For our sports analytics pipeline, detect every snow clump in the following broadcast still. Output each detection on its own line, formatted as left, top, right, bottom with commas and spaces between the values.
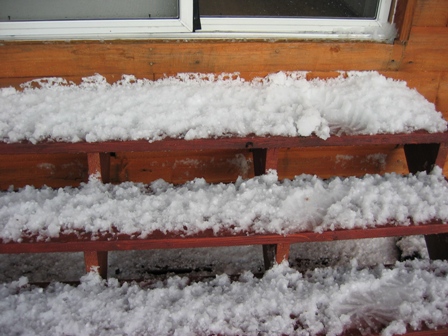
0, 71, 446, 144
1, 168, 447, 242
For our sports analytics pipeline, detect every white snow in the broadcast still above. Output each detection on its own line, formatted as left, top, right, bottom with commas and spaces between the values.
1, 71, 448, 335
0, 260, 448, 336
1, 168, 447, 242
0, 71, 446, 144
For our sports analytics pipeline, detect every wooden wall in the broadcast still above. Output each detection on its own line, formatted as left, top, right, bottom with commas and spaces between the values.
0, 0, 447, 189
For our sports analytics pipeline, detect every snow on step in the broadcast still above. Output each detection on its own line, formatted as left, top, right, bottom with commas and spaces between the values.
0, 71, 446, 144
1, 260, 448, 336
1, 168, 447, 242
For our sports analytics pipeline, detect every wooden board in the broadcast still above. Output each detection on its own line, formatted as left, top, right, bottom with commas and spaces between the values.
394, 0, 417, 43
0, 146, 410, 188
0, 133, 445, 188
1, 222, 447, 254
438, 73, 448, 120
0, 153, 87, 190
279, 145, 408, 179
0, 133, 446, 154
0, 40, 394, 81
110, 150, 253, 184
402, 27, 448, 72
413, 0, 448, 27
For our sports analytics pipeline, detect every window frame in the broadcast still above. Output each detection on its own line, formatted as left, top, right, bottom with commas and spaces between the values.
197, 0, 395, 41
0, 0, 395, 42
0, 0, 194, 40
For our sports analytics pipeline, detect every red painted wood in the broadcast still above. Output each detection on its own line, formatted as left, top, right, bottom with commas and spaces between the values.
0, 132, 447, 154
1, 131, 447, 269
1, 222, 447, 254
400, 328, 448, 336
341, 325, 448, 336
87, 152, 110, 182
84, 251, 108, 278
265, 148, 279, 171
85, 153, 111, 277
275, 243, 290, 264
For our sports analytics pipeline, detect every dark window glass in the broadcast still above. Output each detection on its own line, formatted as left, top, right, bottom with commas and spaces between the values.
0, 0, 178, 21
200, 0, 380, 19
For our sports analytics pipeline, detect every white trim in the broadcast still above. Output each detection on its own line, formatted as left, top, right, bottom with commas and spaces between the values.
0, 0, 395, 41
0, 0, 194, 40
199, 0, 393, 40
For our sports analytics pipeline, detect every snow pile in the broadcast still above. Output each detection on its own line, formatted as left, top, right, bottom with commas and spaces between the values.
0, 71, 446, 144
0, 260, 447, 336
1, 168, 447, 241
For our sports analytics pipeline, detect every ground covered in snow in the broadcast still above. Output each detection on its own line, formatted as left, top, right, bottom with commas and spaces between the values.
0, 71, 446, 144
1, 257, 447, 336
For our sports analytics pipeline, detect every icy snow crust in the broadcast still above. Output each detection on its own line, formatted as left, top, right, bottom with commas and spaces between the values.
0, 72, 446, 144
1, 169, 447, 242
1, 260, 448, 336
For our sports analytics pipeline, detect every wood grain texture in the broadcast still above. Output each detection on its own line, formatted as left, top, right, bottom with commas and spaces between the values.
0, 146, 410, 189
413, 0, 448, 27
0, 153, 87, 190
278, 145, 409, 179
402, 27, 448, 72
0, 40, 395, 81
110, 150, 253, 185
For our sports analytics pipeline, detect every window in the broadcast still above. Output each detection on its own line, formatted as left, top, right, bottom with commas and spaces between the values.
201, 0, 379, 18
198, 0, 395, 41
0, 0, 395, 41
0, 0, 194, 39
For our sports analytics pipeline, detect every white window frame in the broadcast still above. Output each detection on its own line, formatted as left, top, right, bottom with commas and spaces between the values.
197, 0, 395, 42
0, 0, 395, 42
0, 0, 194, 40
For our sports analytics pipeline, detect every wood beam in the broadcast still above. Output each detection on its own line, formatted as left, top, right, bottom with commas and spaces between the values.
394, 0, 417, 43
404, 142, 448, 260
85, 152, 111, 277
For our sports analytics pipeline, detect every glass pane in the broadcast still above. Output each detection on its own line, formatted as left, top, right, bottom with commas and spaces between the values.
0, 0, 179, 21
200, 0, 380, 19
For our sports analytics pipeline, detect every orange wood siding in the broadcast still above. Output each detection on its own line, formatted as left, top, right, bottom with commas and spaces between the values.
413, 0, 448, 27
0, 0, 447, 188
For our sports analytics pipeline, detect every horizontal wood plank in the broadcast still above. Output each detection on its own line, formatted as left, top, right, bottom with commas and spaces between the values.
0, 146, 409, 189
1, 222, 447, 254
413, 0, 448, 27
279, 145, 409, 179
110, 150, 253, 185
0, 40, 394, 81
402, 27, 448, 72
0, 132, 447, 155
0, 153, 87, 190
